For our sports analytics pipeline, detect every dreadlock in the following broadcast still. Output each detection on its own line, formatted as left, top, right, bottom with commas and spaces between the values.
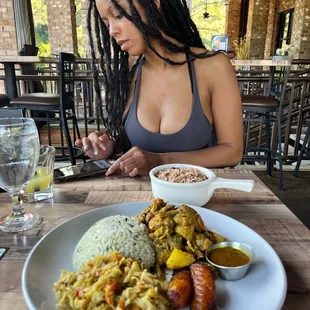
87, 0, 220, 153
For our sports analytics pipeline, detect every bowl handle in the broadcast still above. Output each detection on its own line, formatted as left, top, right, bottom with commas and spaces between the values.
211, 177, 254, 192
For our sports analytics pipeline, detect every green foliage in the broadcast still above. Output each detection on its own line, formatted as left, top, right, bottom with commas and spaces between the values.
37, 42, 51, 56
35, 24, 49, 44
31, 0, 50, 56
75, 0, 82, 26
233, 36, 249, 59
191, 0, 227, 50
77, 25, 85, 57
75, 0, 85, 57
30, 0, 226, 57
31, 0, 47, 24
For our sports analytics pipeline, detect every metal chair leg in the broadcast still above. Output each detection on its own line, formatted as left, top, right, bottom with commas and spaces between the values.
60, 110, 76, 165
265, 114, 272, 176
294, 126, 310, 177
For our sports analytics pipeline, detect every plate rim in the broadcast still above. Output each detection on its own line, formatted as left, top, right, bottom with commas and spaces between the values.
22, 201, 287, 310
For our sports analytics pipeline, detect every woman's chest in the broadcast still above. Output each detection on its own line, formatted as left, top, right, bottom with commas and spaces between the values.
139, 72, 193, 114
127, 65, 212, 134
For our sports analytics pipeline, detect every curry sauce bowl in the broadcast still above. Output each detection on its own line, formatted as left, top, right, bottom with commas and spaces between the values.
206, 241, 255, 281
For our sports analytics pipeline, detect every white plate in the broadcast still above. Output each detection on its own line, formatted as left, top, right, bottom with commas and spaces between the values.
22, 202, 287, 310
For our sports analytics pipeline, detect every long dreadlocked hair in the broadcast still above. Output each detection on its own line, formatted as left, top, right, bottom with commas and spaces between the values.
87, 0, 220, 153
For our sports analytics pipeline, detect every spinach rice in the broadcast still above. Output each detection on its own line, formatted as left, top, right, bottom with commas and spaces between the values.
73, 215, 155, 270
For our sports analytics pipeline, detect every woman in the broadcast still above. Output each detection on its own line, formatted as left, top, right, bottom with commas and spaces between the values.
75, 0, 243, 177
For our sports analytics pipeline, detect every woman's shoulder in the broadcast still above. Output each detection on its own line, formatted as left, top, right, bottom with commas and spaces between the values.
191, 48, 232, 69
191, 48, 235, 84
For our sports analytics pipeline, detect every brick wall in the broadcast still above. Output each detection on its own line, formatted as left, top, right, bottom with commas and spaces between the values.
246, 0, 270, 58
46, 0, 78, 55
267, 0, 295, 56
225, 0, 241, 51
264, 0, 277, 57
291, 0, 310, 58
225, 0, 305, 58
0, 0, 17, 56
279, 0, 295, 11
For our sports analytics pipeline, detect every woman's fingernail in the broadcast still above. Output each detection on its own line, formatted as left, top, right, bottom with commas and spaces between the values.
83, 146, 88, 150
105, 170, 110, 176
94, 151, 98, 156
99, 144, 106, 151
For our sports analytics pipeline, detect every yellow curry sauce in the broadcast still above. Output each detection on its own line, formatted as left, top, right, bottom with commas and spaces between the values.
209, 247, 250, 267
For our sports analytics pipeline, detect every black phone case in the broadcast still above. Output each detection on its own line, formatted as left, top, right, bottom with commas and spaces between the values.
53, 161, 111, 183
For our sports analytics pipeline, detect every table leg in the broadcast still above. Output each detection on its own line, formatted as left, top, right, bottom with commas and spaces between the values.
4, 63, 18, 100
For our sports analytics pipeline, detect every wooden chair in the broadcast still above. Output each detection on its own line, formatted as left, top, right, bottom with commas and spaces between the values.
10, 52, 83, 165
293, 120, 310, 177
242, 62, 291, 190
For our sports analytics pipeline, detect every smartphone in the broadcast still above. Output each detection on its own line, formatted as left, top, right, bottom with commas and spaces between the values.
54, 160, 112, 182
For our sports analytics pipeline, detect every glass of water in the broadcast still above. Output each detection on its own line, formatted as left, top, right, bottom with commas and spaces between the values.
0, 118, 41, 232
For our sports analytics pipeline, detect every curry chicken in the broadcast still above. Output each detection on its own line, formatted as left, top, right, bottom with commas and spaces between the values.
137, 198, 227, 266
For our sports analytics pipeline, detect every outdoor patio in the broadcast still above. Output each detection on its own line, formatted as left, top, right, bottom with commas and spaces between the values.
1, 1, 310, 310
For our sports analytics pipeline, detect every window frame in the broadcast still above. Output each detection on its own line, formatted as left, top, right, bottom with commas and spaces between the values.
276, 8, 294, 50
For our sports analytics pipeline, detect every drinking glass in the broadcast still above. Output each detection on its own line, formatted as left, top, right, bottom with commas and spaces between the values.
0, 118, 41, 232
24, 145, 55, 203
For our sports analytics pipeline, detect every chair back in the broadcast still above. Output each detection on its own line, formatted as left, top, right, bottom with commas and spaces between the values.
267, 61, 292, 111
59, 52, 76, 101
0, 108, 23, 118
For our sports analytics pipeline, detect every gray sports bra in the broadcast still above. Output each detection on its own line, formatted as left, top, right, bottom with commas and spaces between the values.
124, 55, 214, 153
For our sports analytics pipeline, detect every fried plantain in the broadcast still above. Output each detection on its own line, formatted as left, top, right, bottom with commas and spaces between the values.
167, 270, 193, 309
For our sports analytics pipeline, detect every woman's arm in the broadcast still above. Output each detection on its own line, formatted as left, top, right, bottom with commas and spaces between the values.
161, 53, 243, 168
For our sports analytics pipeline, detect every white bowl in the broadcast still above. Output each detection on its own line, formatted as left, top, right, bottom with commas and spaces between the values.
149, 164, 254, 206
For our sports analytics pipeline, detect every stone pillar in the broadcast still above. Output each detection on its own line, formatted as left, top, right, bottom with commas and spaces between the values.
225, 0, 241, 52
264, 0, 277, 57
246, 0, 270, 58
291, 0, 310, 59
46, 0, 78, 55
0, 0, 18, 56
279, 0, 295, 11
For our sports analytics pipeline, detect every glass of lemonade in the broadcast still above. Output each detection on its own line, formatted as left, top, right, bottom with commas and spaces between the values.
24, 145, 55, 203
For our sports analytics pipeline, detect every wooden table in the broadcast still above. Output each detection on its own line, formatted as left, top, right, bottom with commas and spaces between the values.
0, 56, 46, 100
0, 168, 309, 309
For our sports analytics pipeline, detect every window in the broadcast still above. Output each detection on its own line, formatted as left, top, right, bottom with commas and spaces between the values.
276, 9, 294, 50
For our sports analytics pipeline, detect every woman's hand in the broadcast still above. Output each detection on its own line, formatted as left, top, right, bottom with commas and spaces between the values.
75, 131, 114, 160
106, 146, 162, 177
